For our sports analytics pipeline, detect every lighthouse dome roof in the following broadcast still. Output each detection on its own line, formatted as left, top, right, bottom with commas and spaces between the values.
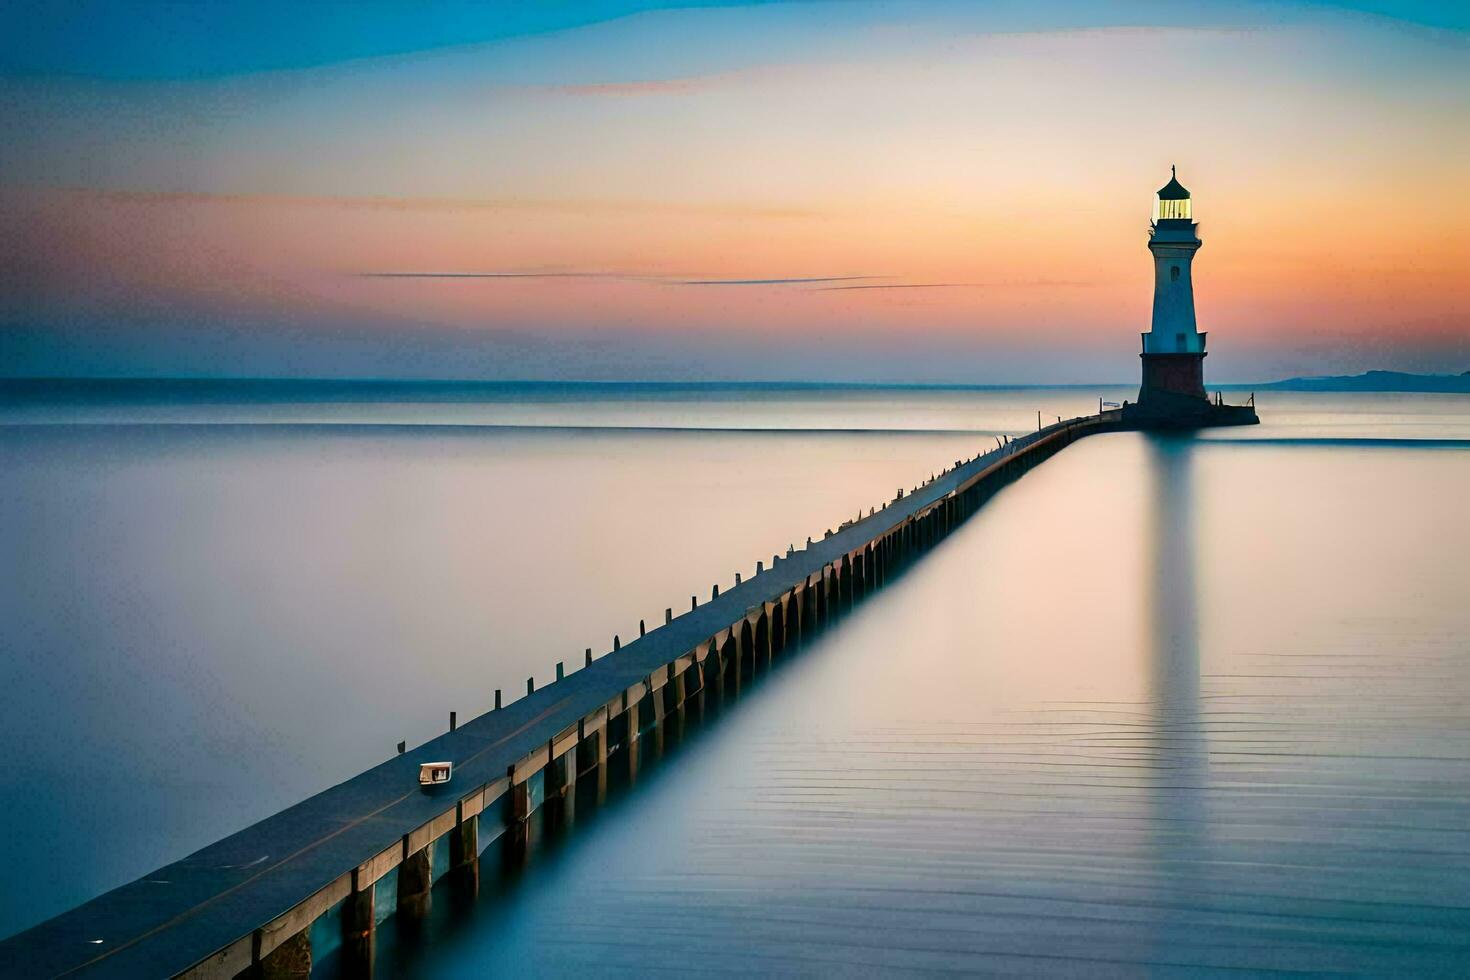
1157, 166, 1190, 200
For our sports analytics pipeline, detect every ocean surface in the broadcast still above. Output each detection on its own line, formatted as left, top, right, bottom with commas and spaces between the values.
2, 384, 1467, 976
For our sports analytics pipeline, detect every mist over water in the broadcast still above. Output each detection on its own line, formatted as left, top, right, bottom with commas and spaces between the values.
2, 386, 1468, 972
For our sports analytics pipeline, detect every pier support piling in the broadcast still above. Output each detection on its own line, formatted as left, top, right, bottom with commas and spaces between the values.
449, 808, 479, 897
257, 930, 310, 980
545, 742, 576, 831
503, 766, 534, 869
340, 878, 374, 977
396, 846, 432, 923
739, 621, 755, 682
624, 698, 641, 783
579, 719, 609, 805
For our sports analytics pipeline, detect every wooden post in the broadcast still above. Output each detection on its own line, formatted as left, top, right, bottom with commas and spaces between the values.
586, 719, 609, 803
340, 874, 374, 976
546, 740, 576, 831
257, 930, 310, 980
795, 582, 808, 640
449, 804, 479, 898
625, 697, 641, 784
786, 591, 799, 648
724, 630, 740, 697
501, 778, 527, 871
396, 844, 432, 922
739, 620, 755, 683
672, 664, 688, 715
757, 609, 772, 669
705, 637, 724, 701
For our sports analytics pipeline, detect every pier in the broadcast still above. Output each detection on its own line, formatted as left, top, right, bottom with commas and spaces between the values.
2, 410, 1158, 979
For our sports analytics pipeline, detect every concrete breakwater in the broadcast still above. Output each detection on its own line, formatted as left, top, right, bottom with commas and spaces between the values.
0, 412, 1126, 979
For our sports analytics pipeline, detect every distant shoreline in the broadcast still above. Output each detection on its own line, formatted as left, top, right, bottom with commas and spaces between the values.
1254, 370, 1470, 393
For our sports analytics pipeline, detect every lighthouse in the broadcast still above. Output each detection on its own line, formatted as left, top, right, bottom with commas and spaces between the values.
1138, 167, 1208, 406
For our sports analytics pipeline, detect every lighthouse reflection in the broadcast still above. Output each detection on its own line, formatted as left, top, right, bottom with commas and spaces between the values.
1145, 435, 1203, 740
1142, 434, 1210, 945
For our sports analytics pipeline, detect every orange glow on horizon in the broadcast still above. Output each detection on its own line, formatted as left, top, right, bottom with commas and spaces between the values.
1, 11, 1464, 379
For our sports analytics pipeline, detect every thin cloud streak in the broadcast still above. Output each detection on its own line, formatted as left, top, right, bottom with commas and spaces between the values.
536, 78, 708, 97
357, 271, 640, 280
26, 187, 823, 220
815, 281, 1100, 291
356, 272, 893, 286
675, 276, 885, 286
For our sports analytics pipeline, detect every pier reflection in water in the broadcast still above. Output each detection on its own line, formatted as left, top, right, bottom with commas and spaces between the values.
353, 431, 1470, 977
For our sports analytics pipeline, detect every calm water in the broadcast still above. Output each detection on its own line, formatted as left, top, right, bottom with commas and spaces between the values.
2, 386, 1468, 976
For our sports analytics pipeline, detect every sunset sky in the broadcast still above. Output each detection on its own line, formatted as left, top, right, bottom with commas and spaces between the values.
1, 1, 1465, 383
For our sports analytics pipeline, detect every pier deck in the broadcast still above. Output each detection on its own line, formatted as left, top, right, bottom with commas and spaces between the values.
1, 412, 1137, 978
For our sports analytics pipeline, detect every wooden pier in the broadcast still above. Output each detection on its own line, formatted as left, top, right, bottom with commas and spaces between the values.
2, 410, 1151, 978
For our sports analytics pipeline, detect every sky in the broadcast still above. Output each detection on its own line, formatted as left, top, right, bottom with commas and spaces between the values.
1, 1, 1466, 383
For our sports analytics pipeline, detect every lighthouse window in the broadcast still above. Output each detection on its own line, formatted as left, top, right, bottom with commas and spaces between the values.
1157, 198, 1192, 220
1170, 265, 1180, 282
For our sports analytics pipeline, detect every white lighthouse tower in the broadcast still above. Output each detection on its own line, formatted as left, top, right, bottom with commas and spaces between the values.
1139, 167, 1208, 405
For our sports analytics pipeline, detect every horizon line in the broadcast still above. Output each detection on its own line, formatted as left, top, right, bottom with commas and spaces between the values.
1, 373, 1444, 391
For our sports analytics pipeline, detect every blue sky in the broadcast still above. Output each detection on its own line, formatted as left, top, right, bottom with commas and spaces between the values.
1, 1, 1464, 382
4, 1, 1462, 79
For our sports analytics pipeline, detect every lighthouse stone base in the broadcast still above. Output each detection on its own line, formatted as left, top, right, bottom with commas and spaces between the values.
1127, 352, 1258, 429
1139, 352, 1206, 402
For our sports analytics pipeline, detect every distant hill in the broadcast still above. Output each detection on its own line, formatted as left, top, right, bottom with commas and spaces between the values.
1261, 370, 1470, 393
